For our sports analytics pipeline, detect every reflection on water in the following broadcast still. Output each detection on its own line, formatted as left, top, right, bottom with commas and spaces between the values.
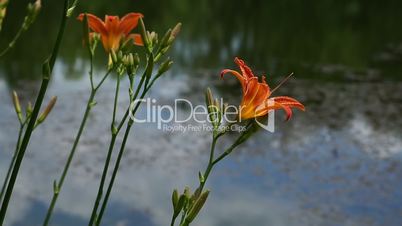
0, 0, 402, 226
0, 64, 401, 226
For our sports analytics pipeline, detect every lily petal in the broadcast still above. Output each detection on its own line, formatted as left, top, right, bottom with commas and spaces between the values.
128, 33, 143, 46
119, 13, 143, 35
77, 13, 107, 35
235, 57, 255, 79
220, 69, 247, 92
272, 96, 305, 111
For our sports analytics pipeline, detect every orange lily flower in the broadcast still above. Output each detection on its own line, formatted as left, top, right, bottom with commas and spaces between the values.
221, 57, 305, 120
77, 13, 144, 52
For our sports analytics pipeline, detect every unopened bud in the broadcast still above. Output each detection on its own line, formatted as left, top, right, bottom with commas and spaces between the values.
172, 189, 179, 209
110, 50, 118, 64
186, 190, 210, 223
173, 194, 186, 218
159, 29, 172, 48
158, 59, 173, 75
198, 171, 205, 183
0, 0, 9, 32
149, 31, 158, 46
139, 18, 150, 51
37, 96, 57, 124
184, 186, 191, 200
26, 101, 33, 116
171, 22, 182, 38
23, 0, 41, 30
167, 23, 181, 46
205, 88, 213, 109
12, 91, 23, 122
128, 53, 134, 66
133, 53, 140, 67
117, 51, 123, 61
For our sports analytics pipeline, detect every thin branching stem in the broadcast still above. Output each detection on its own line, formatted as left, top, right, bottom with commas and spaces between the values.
0, 0, 71, 223
0, 124, 24, 203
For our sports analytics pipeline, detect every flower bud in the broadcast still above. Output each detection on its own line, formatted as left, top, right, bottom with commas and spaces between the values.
159, 29, 172, 48
117, 51, 123, 62
198, 171, 205, 183
205, 88, 214, 109
138, 17, 150, 51
149, 31, 158, 46
171, 22, 182, 39
186, 190, 210, 223
128, 53, 134, 66
184, 186, 191, 200
12, 91, 23, 122
173, 194, 186, 218
110, 50, 118, 64
167, 23, 181, 46
133, 53, 140, 68
0, 0, 8, 32
26, 101, 33, 116
158, 59, 173, 75
37, 96, 57, 124
23, 0, 41, 30
172, 189, 179, 209
125, 53, 136, 75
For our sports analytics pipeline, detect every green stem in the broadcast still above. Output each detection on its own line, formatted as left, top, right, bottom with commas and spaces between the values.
0, 0, 70, 223
0, 124, 24, 203
199, 136, 217, 192
0, 27, 24, 57
88, 76, 121, 226
95, 66, 155, 226
95, 120, 132, 226
43, 90, 95, 226
42, 27, 109, 226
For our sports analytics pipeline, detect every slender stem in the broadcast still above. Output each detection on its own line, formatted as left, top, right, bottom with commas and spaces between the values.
179, 210, 187, 226
95, 120, 132, 226
88, 76, 121, 226
43, 90, 95, 226
170, 215, 176, 226
0, 25, 24, 57
95, 65, 156, 226
0, 124, 24, 203
0, 1, 70, 222
112, 75, 121, 128
199, 136, 217, 192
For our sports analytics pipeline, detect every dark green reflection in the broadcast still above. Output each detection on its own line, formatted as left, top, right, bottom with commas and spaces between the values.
1, 0, 401, 86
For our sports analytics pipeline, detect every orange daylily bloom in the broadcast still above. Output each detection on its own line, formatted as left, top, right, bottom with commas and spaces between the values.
77, 13, 144, 52
221, 57, 305, 120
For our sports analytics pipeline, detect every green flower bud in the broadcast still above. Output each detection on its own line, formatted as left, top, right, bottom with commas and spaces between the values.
158, 59, 173, 75
12, 91, 23, 122
138, 18, 151, 51
37, 96, 57, 124
23, 0, 41, 30
26, 101, 33, 116
186, 190, 210, 223
172, 189, 179, 209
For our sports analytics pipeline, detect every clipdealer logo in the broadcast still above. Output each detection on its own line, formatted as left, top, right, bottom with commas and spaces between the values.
129, 98, 275, 133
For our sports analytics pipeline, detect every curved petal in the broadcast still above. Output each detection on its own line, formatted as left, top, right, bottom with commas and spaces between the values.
105, 15, 120, 35
272, 96, 305, 111
119, 13, 143, 35
77, 13, 107, 35
239, 78, 259, 118
220, 69, 246, 92
235, 57, 255, 79
255, 96, 304, 121
128, 33, 143, 46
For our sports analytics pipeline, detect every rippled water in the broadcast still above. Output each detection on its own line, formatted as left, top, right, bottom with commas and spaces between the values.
1, 1, 402, 226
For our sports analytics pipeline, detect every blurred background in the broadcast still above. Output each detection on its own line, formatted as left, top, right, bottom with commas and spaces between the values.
0, 0, 401, 226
